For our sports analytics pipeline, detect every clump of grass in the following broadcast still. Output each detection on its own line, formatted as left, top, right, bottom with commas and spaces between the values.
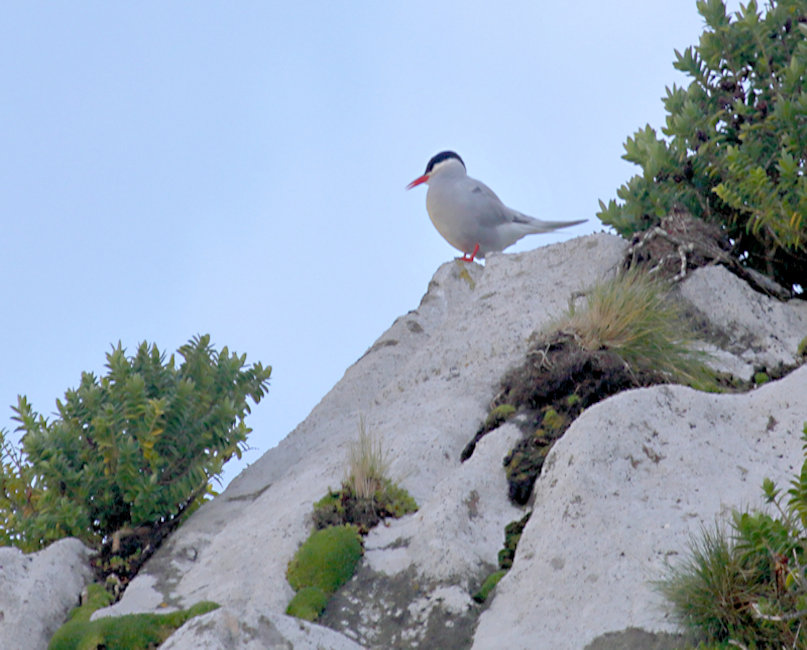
345, 417, 390, 500
553, 268, 711, 386
658, 523, 753, 641
313, 419, 417, 532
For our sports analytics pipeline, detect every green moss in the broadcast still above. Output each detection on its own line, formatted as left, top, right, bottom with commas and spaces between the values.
377, 481, 418, 518
286, 525, 363, 594
472, 569, 507, 603
754, 371, 770, 385
565, 394, 581, 408
64, 584, 114, 624
311, 489, 345, 529
485, 404, 516, 430
286, 586, 330, 621
540, 407, 566, 432
798, 336, 807, 358
498, 512, 532, 570
48, 600, 219, 650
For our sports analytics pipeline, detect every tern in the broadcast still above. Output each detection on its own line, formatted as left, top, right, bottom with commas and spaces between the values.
407, 151, 586, 262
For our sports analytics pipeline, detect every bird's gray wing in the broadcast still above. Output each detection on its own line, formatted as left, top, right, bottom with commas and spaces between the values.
464, 178, 514, 227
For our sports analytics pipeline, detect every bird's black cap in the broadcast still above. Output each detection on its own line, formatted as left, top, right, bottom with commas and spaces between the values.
425, 151, 465, 174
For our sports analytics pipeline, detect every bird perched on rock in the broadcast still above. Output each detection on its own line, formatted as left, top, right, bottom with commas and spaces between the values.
407, 151, 586, 262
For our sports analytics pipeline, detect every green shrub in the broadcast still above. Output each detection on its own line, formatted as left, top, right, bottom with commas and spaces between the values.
598, 0, 807, 294
286, 525, 363, 594
0, 335, 270, 552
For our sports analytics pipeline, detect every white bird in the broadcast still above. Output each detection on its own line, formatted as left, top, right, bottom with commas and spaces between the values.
407, 151, 586, 262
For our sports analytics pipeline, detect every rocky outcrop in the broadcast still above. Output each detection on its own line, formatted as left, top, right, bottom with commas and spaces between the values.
84, 233, 806, 648
473, 366, 807, 649
0, 537, 94, 650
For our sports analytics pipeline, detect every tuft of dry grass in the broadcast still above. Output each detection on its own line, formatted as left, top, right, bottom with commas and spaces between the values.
344, 417, 390, 500
551, 268, 711, 386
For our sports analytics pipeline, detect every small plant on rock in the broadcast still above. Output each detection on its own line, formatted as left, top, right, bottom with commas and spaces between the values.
312, 419, 417, 533
473, 511, 532, 603
288, 421, 417, 622
553, 269, 710, 385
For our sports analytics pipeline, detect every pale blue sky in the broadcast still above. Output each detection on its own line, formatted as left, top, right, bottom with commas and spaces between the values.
1, 1, 741, 486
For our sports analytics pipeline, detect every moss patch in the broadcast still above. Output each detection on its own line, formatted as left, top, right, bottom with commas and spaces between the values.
473, 511, 532, 603
754, 371, 770, 385
65, 584, 115, 623
485, 404, 516, 430
287, 525, 363, 594
285, 525, 363, 622
472, 569, 507, 603
461, 404, 517, 461
286, 586, 330, 622
498, 511, 532, 570
48, 594, 218, 650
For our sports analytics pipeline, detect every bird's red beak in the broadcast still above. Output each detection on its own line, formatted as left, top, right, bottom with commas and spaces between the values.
406, 174, 429, 190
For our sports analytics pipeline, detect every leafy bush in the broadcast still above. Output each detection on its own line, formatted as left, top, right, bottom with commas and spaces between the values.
598, 0, 807, 294
0, 335, 270, 552
660, 422, 807, 647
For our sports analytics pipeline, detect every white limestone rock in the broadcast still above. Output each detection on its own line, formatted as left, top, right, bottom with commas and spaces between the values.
94, 234, 627, 645
89, 233, 807, 648
0, 537, 94, 650
680, 264, 807, 374
159, 607, 365, 650
472, 365, 807, 650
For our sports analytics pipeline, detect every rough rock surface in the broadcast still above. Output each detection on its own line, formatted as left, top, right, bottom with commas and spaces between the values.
88, 234, 807, 648
159, 606, 365, 650
680, 264, 807, 376
0, 537, 94, 650
472, 365, 807, 649
95, 234, 626, 643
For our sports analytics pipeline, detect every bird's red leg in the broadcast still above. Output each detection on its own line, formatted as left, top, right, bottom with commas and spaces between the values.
459, 243, 480, 263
